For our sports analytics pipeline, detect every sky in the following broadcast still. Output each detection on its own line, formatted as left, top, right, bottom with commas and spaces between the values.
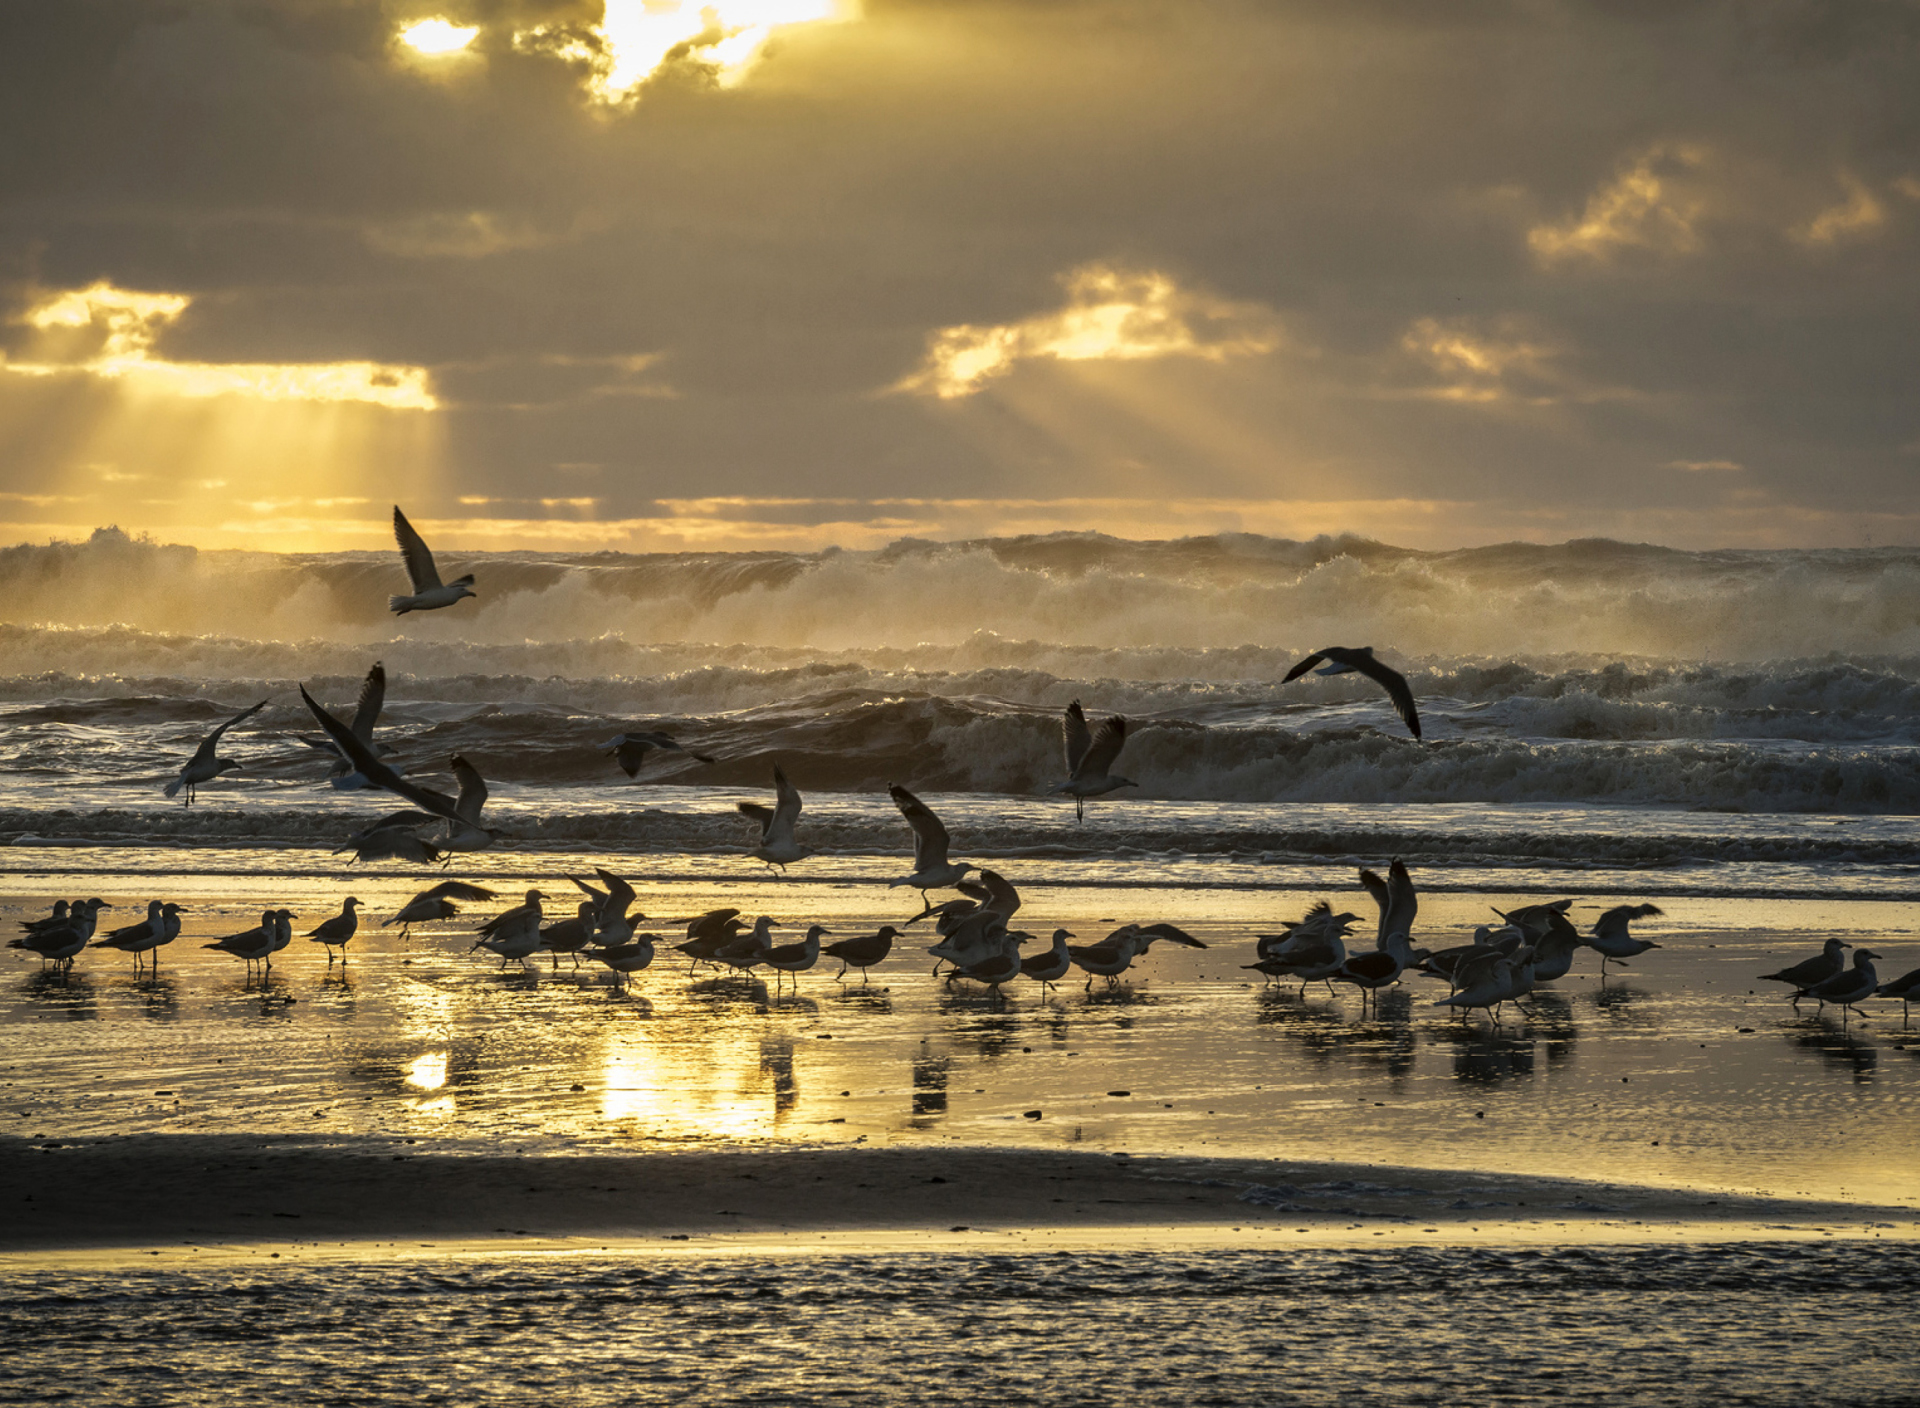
1, 0, 1917, 553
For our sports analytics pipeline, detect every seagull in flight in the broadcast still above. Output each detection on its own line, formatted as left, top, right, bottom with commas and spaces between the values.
1050, 700, 1138, 821
388, 506, 476, 615
298, 685, 474, 838
165, 699, 267, 804
1282, 647, 1421, 739
599, 729, 716, 779
887, 784, 976, 899
298, 661, 396, 788
738, 764, 811, 872
384, 879, 497, 941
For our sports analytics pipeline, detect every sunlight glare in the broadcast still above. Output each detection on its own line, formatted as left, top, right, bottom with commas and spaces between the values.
516, 0, 850, 104
400, 18, 479, 55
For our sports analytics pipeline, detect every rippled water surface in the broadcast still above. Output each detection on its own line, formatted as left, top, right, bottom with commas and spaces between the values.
5, 1244, 1918, 1406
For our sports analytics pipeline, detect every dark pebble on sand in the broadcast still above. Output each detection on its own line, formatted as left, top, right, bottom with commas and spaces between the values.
1023, 1110, 1042, 1120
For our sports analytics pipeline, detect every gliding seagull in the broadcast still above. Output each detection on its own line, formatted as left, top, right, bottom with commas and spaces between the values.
1282, 647, 1421, 740
599, 729, 716, 779
165, 699, 267, 804
388, 505, 476, 615
297, 661, 395, 788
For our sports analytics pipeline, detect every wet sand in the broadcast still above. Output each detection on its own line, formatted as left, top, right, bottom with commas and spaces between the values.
6, 1134, 1914, 1267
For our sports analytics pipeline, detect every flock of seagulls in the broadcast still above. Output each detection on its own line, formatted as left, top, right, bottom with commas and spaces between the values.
29, 507, 1910, 1040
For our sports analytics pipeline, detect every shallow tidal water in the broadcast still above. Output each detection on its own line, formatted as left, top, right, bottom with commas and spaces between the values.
4, 1244, 1918, 1407
4, 865, 1918, 1208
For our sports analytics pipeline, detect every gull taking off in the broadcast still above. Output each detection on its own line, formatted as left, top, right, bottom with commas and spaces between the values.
1585, 903, 1663, 976
1051, 700, 1138, 822
384, 880, 497, 942
887, 784, 977, 899
298, 686, 471, 835
165, 699, 267, 804
298, 662, 394, 788
1282, 647, 1421, 740
739, 765, 810, 872
600, 729, 716, 779
389, 506, 475, 615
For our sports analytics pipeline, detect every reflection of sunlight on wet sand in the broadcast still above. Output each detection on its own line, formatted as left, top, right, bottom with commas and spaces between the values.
405, 1051, 448, 1090
601, 1012, 783, 1140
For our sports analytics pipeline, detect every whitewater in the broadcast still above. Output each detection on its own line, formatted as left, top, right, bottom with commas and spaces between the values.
1, 526, 1917, 893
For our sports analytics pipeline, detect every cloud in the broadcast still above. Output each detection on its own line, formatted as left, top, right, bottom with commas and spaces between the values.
3, 282, 435, 409
898, 264, 1281, 400
1528, 142, 1710, 264
1666, 458, 1743, 473
1793, 173, 1888, 247
509, 0, 855, 104
1399, 316, 1560, 403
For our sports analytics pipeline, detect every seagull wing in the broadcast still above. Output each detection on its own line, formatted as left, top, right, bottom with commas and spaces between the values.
449, 755, 488, 824
392, 506, 443, 593
1282, 652, 1329, 684
190, 699, 267, 765
889, 784, 950, 871
1347, 651, 1422, 739
569, 874, 610, 914
1358, 868, 1390, 933
419, 880, 497, 904
595, 866, 637, 919
1386, 858, 1418, 936
1062, 699, 1092, 774
1073, 715, 1128, 780
737, 802, 776, 838
349, 662, 386, 741
769, 765, 803, 844
1136, 921, 1206, 949
298, 685, 464, 826
978, 868, 1022, 920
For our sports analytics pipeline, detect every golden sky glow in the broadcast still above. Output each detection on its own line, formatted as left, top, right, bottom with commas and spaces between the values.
6, 282, 436, 409
400, 18, 478, 56
901, 265, 1281, 399
1794, 174, 1887, 247
511, 0, 854, 102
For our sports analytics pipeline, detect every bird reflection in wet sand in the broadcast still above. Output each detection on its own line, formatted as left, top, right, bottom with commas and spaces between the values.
1786, 1019, 1879, 1080
759, 1039, 798, 1118
1444, 1028, 1537, 1083
911, 1052, 950, 1122
22, 969, 99, 1016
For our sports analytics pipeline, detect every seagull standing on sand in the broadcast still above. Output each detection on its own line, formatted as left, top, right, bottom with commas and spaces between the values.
306, 897, 362, 965
887, 785, 976, 899
1019, 929, 1076, 992
1282, 647, 1422, 740
388, 506, 476, 615
204, 911, 277, 979
298, 662, 394, 788
823, 925, 898, 984
763, 924, 829, 992
588, 937, 658, 988
9, 899, 107, 971
1050, 700, 1138, 822
1585, 903, 1663, 976
1760, 938, 1851, 1007
165, 700, 267, 804
100, 900, 187, 971
1799, 949, 1882, 1026
739, 765, 811, 872
1876, 965, 1920, 1028
540, 901, 599, 970
384, 880, 497, 942
599, 729, 716, 779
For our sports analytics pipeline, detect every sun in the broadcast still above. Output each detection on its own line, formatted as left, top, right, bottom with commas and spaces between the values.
400, 18, 480, 56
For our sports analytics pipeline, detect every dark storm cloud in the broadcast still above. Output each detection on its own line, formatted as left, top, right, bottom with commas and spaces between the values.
0, 0, 1916, 546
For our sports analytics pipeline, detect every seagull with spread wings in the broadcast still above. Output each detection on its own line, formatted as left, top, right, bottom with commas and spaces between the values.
1049, 700, 1139, 822
383, 879, 497, 942
388, 505, 476, 615
1282, 647, 1422, 740
299, 685, 474, 840
887, 784, 976, 899
298, 661, 396, 788
164, 699, 268, 805
599, 728, 717, 779
738, 764, 811, 872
